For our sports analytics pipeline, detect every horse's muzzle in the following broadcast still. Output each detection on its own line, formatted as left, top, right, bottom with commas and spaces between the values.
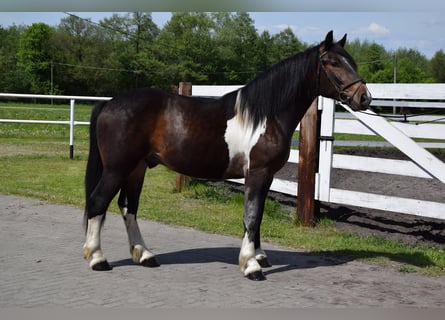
359, 91, 372, 110
345, 83, 372, 111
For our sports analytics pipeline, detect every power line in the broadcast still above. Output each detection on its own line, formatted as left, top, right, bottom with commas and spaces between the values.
59, 13, 400, 78
52, 60, 259, 77
63, 12, 133, 40
62, 12, 183, 57
53, 61, 139, 74
357, 58, 393, 65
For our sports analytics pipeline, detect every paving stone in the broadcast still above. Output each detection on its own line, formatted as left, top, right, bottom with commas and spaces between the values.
1, 194, 444, 308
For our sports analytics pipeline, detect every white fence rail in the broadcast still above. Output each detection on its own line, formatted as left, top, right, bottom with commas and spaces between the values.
0, 93, 111, 158
1, 85, 445, 219
193, 84, 445, 220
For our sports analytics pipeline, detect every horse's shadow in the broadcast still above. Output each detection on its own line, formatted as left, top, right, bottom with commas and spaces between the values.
111, 246, 436, 276
110, 247, 349, 275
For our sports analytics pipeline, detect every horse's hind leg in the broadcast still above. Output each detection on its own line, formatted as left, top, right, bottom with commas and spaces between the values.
119, 161, 159, 268
84, 172, 123, 271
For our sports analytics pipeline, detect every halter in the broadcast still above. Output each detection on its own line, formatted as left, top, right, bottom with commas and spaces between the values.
318, 51, 366, 105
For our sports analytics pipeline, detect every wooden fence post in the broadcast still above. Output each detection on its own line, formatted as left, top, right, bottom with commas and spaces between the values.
297, 98, 321, 226
178, 81, 192, 96
176, 82, 192, 192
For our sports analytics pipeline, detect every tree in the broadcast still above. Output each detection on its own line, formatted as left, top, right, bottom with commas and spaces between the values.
253, 28, 307, 78
52, 16, 102, 95
254, 30, 274, 72
360, 43, 390, 82
17, 23, 54, 94
430, 50, 445, 83
100, 12, 159, 53
155, 12, 217, 85
4, 12, 441, 96
123, 12, 160, 89
0, 25, 25, 92
271, 27, 306, 61
394, 48, 432, 83
345, 38, 372, 70
98, 12, 161, 91
58, 15, 96, 63
129, 12, 160, 54
212, 12, 259, 84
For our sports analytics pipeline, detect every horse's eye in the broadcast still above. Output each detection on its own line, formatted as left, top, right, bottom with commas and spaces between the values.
330, 60, 340, 68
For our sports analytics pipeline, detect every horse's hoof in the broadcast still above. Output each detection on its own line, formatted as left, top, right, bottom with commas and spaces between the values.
246, 271, 266, 281
141, 257, 160, 268
92, 260, 113, 271
257, 257, 272, 268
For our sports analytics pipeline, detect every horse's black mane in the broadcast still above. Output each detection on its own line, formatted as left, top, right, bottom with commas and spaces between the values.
237, 44, 321, 127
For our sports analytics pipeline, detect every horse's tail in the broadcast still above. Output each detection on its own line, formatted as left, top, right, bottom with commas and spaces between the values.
84, 100, 107, 232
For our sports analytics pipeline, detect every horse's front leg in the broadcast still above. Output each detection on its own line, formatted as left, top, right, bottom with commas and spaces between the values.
239, 171, 273, 280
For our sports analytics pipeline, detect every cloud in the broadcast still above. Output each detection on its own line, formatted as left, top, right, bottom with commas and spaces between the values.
350, 22, 390, 39
271, 24, 297, 33
367, 22, 390, 34
272, 24, 323, 37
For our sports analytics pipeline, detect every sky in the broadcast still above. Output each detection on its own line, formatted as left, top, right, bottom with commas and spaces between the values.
0, 11, 444, 59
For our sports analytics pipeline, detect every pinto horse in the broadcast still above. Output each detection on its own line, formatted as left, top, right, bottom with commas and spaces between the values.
83, 31, 371, 280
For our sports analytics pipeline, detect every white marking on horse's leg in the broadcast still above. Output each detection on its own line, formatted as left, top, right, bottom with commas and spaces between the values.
120, 205, 128, 216
83, 214, 107, 268
254, 247, 272, 267
255, 248, 267, 261
122, 212, 155, 264
239, 232, 262, 276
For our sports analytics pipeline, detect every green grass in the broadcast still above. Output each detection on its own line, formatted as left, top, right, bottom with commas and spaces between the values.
1, 102, 444, 277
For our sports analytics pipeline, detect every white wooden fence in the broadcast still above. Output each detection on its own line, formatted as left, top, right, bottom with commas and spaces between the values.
1, 85, 445, 220
192, 84, 445, 220
0, 93, 110, 158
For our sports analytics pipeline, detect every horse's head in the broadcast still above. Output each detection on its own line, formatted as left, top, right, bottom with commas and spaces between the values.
318, 31, 372, 111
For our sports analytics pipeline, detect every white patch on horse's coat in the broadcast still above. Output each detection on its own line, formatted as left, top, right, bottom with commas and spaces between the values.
239, 232, 262, 276
83, 214, 107, 267
340, 56, 355, 72
122, 211, 155, 263
224, 91, 267, 174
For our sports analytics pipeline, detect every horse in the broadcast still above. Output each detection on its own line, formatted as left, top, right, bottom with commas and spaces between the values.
83, 31, 371, 281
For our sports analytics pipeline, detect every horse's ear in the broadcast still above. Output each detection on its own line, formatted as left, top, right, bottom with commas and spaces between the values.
325, 30, 334, 48
320, 30, 334, 54
338, 34, 347, 47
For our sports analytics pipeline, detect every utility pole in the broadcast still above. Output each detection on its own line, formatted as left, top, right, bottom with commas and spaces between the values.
393, 54, 397, 114
50, 60, 54, 105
